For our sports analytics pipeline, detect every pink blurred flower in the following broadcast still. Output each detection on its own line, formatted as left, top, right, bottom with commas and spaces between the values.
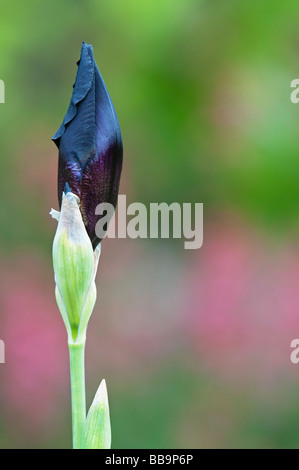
0, 253, 68, 438
185, 216, 299, 386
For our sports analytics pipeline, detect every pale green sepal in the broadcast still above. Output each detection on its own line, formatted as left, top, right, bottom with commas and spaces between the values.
55, 282, 97, 343
52, 191, 94, 340
55, 285, 72, 338
76, 282, 97, 342
83, 379, 111, 449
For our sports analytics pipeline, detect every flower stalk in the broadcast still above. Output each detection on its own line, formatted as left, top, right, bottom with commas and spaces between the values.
51, 191, 111, 448
68, 339, 86, 449
51, 41, 122, 449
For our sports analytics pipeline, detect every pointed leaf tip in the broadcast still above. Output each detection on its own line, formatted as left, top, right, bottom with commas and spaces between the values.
82, 379, 111, 449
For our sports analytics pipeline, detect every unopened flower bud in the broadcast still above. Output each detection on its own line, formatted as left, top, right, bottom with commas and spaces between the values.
52, 41, 123, 249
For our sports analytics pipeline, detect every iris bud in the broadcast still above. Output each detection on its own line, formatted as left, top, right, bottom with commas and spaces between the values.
52, 41, 123, 249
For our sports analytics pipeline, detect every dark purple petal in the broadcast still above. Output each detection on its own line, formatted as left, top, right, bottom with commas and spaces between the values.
52, 42, 123, 249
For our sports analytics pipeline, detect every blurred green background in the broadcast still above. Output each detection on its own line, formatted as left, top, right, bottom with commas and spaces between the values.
1, 0, 299, 448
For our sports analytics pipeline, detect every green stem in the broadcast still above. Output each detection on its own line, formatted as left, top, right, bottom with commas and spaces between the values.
68, 339, 86, 449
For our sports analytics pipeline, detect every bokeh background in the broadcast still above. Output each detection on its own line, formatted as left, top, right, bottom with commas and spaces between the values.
1, 0, 299, 448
